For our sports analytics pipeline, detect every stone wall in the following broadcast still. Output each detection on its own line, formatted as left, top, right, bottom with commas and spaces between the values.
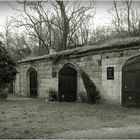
15, 42, 140, 105
101, 48, 140, 104
16, 54, 102, 100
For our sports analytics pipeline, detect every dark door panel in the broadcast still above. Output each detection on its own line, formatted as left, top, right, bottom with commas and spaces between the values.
59, 66, 77, 102
29, 69, 37, 98
122, 61, 140, 106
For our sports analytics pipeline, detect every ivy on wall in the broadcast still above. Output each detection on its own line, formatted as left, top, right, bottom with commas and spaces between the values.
80, 69, 100, 103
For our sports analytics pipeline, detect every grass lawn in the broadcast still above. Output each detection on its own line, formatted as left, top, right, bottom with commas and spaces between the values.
0, 94, 140, 139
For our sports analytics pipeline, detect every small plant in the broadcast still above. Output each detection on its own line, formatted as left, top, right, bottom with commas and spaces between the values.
79, 91, 87, 103
0, 87, 8, 101
47, 88, 57, 101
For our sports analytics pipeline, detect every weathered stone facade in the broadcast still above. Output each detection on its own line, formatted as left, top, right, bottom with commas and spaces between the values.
15, 38, 140, 105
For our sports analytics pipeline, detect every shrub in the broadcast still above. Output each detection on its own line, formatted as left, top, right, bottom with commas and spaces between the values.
0, 41, 17, 91
0, 87, 8, 101
47, 88, 57, 101
79, 91, 87, 103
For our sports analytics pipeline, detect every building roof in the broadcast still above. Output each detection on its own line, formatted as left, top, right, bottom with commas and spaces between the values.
18, 37, 140, 64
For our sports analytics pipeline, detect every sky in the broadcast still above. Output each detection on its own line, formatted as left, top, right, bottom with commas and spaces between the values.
94, 1, 113, 27
0, 1, 139, 33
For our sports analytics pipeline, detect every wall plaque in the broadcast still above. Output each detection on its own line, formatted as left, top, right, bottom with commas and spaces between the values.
107, 67, 114, 80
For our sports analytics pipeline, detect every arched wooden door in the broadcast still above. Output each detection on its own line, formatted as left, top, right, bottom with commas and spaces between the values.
29, 68, 37, 98
122, 56, 140, 106
58, 66, 77, 102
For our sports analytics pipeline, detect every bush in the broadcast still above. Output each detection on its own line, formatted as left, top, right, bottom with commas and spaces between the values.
0, 87, 8, 101
0, 41, 17, 91
79, 91, 87, 103
47, 88, 57, 101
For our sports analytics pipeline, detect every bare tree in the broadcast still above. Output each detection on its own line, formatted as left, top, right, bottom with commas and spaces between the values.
109, 0, 140, 36
56, 1, 69, 50
113, 1, 121, 32
0, 16, 34, 60
125, 0, 132, 32
9, 1, 50, 54
8, 1, 95, 57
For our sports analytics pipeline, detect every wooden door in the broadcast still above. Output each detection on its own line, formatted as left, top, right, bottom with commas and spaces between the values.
59, 66, 77, 102
29, 69, 37, 98
135, 70, 140, 104
122, 62, 140, 106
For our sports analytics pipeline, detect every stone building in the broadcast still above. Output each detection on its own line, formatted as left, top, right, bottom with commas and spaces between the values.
14, 37, 140, 106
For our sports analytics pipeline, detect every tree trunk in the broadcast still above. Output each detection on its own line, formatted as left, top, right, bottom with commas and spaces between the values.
126, 0, 132, 32
56, 1, 69, 50
113, 1, 121, 32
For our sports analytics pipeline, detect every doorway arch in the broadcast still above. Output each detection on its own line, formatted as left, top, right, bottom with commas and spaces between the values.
28, 68, 38, 98
122, 55, 140, 106
58, 64, 77, 102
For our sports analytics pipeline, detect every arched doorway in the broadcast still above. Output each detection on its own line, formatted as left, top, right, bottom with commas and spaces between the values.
28, 68, 37, 98
122, 56, 140, 106
58, 65, 77, 102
